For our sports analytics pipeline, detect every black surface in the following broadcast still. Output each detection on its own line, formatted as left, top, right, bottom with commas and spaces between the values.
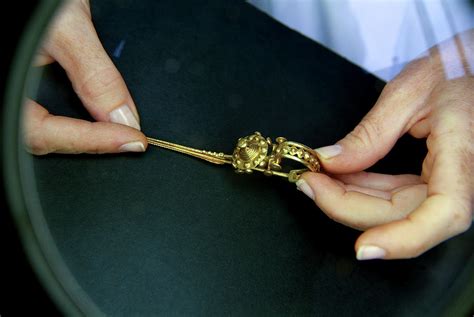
28, 0, 473, 315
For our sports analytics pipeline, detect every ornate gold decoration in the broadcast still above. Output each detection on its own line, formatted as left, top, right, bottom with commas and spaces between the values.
146, 132, 321, 183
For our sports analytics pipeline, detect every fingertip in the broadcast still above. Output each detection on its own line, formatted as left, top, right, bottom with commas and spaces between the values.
113, 124, 148, 153
295, 178, 315, 200
314, 144, 342, 160
127, 101, 141, 124
109, 104, 141, 131
355, 244, 387, 261
313, 144, 350, 174
119, 141, 145, 153
354, 229, 389, 260
299, 172, 347, 210
355, 222, 393, 256
354, 219, 425, 260
301, 172, 344, 196
314, 143, 371, 174
296, 172, 339, 202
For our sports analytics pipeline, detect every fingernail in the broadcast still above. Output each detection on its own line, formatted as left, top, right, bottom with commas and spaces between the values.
314, 144, 342, 159
356, 245, 386, 260
296, 179, 314, 200
119, 141, 145, 152
109, 104, 141, 130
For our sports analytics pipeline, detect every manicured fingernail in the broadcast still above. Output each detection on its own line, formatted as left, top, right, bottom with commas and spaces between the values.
109, 104, 141, 130
356, 245, 386, 260
119, 141, 145, 152
296, 179, 314, 200
314, 144, 342, 159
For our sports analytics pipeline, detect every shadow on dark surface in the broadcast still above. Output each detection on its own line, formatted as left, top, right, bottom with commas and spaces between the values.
24, 0, 474, 315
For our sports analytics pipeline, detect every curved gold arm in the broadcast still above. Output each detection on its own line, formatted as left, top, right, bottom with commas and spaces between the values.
146, 132, 321, 183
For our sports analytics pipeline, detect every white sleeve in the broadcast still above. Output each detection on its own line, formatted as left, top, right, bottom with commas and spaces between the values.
248, 0, 474, 81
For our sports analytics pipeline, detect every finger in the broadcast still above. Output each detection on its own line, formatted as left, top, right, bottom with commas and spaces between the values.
42, 0, 140, 129
355, 79, 473, 260
426, 79, 473, 200
22, 99, 147, 155
343, 184, 392, 200
315, 57, 438, 174
420, 151, 433, 183
355, 195, 471, 260
297, 172, 427, 230
331, 178, 392, 200
408, 118, 430, 138
33, 49, 55, 66
333, 171, 423, 191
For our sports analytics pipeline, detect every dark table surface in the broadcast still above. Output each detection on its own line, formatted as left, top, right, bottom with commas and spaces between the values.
26, 0, 474, 315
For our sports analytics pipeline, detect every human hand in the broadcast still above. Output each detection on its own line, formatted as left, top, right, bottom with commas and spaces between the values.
297, 30, 473, 260
23, 0, 147, 154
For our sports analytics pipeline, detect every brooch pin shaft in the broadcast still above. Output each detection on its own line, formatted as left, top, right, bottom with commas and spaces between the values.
146, 132, 321, 182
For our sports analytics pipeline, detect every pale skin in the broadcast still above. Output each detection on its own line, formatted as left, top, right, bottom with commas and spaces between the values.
299, 30, 474, 260
23, 0, 473, 260
23, 0, 147, 154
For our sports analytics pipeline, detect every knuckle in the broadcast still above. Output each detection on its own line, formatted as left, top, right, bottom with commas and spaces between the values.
440, 194, 473, 234
450, 205, 472, 233
346, 117, 382, 150
22, 104, 52, 155
25, 133, 49, 155
75, 67, 125, 103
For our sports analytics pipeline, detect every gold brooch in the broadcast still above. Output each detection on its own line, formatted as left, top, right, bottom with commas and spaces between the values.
147, 132, 321, 182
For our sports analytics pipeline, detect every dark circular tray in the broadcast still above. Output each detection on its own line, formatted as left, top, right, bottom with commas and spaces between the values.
4, 0, 473, 315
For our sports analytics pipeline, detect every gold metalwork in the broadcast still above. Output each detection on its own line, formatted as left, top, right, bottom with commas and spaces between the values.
146, 132, 321, 183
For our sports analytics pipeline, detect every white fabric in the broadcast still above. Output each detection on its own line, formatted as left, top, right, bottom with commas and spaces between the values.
248, 0, 474, 81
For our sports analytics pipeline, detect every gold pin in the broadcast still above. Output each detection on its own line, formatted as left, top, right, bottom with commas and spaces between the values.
146, 132, 321, 183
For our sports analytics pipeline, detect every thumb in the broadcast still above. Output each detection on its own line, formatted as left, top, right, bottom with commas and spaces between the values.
315, 65, 435, 174
42, 1, 140, 130
23, 100, 147, 155
315, 108, 403, 174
